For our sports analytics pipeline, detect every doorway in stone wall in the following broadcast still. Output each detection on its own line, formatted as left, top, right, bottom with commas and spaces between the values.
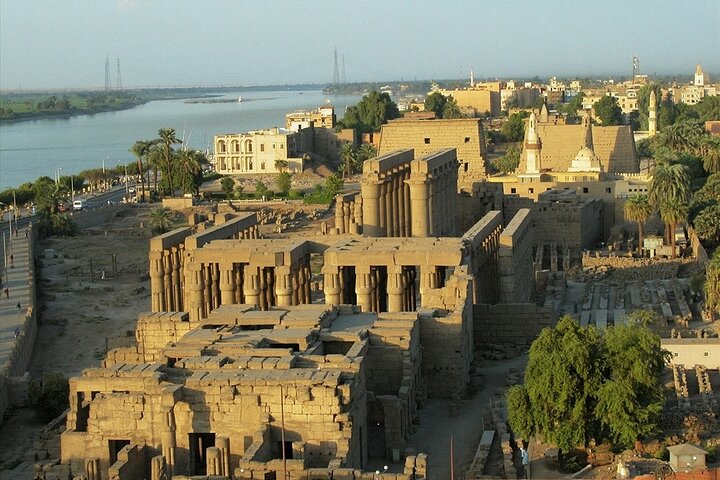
188, 432, 216, 475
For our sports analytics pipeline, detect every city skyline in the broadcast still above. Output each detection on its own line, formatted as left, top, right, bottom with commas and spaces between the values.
0, 0, 719, 90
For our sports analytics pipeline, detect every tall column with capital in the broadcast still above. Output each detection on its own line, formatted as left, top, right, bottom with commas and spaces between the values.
379, 182, 388, 236
243, 265, 261, 307
161, 407, 177, 477
403, 172, 411, 237
355, 266, 373, 312
150, 251, 165, 311
219, 262, 236, 305
186, 261, 205, 322
275, 266, 293, 307
163, 251, 173, 310
323, 265, 341, 305
360, 178, 382, 237
407, 176, 430, 237
387, 265, 405, 312
335, 197, 345, 234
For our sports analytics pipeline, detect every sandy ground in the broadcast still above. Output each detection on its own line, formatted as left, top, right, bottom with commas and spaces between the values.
0, 206, 155, 474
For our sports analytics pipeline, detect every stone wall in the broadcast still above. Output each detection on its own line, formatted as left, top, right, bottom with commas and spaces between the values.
473, 303, 554, 347
0, 224, 37, 425
499, 209, 534, 303
456, 181, 503, 234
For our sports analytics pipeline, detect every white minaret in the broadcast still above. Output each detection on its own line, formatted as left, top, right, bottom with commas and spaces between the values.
648, 90, 657, 135
524, 112, 542, 174
470, 67, 475, 87
695, 64, 706, 87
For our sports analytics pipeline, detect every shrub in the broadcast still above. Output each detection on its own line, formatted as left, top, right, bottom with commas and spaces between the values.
29, 373, 69, 423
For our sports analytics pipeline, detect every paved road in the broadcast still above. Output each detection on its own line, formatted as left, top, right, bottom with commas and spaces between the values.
0, 230, 32, 371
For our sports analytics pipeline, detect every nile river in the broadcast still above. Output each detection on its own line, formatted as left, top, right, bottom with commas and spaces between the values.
0, 89, 361, 190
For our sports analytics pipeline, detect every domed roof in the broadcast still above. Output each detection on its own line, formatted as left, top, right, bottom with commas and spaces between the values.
568, 146, 601, 172
575, 146, 598, 163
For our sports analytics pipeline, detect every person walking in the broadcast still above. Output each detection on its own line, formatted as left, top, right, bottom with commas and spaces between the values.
4, 287, 8, 299
519, 446, 529, 479
16, 302, 21, 312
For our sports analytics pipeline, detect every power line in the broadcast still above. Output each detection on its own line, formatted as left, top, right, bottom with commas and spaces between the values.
341, 55, 346, 84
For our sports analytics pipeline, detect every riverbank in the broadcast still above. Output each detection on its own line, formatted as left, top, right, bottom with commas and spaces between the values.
0, 101, 147, 124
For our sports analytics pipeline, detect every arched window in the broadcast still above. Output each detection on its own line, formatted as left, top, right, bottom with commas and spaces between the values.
218, 140, 226, 154
244, 140, 253, 153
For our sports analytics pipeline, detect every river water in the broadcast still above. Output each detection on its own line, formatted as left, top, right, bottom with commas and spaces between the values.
0, 89, 361, 190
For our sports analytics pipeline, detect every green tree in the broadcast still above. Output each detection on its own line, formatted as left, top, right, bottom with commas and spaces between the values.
595, 324, 668, 448
220, 177, 235, 199
255, 180, 270, 199
29, 373, 69, 423
657, 95, 678, 129
692, 204, 720, 247
694, 173, 720, 204
501, 111, 530, 142
593, 95, 623, 125
149, 206, 174, 234
693, 96, 720, 123
337, 91, 400, 133
276, 172, 292, 196
560, 92, 585, 116
625, 309, 660, 327
442, 97, 462, 119
158, 128, 181, 196
516, 316, 603, 452
659, 197, 689, 259
358, 143, 377, 162
649, 161, 691, 207
424, 92, 447, 118
700, 136, 720, 174
274, 159, 289, 173
705, 251, 720, 318
340, 142, 357, 179
50, 213, 77, 236
493, 144, 521, 174
624, 194, 653, 254
325, 174, 344, 197
176, 149, 205, 195
130, 140, 154, 202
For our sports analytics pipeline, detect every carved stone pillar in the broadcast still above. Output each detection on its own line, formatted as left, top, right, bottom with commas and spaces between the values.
355, 266, 373, 312
150, 251, 165, 311
335, 197, 345, 234
171, 247, 182, 310
151, 455, 168, 480
85, 458, 100, 480
186, 262, 204, 322
206, 447, 222, 475
275, 266, 293, 307
361, 179, 382, 237
407, 177, 430, 237
219, 263, 236, 305
243, 265, 261, 307
323, 265, 342, 305
387, 266, 405, 312
216, 436, 230, 477
161, 408, 177, 477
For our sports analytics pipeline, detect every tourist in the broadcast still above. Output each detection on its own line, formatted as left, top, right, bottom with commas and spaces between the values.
16, 302, 21, 312
10, 254, 13, 266
14, 327, 20, 339
519, 446, 529, 479
4, 287, 8, 299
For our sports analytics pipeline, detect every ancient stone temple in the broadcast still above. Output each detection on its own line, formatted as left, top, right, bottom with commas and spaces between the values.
58, 148, 548, 480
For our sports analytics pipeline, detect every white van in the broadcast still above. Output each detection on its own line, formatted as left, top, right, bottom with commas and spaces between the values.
73, 199, 85, 211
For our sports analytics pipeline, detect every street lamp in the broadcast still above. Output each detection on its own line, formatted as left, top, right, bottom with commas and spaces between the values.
55, 166, 63, 185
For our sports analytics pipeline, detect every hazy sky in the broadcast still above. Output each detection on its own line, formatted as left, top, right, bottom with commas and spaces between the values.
1, 0, 719, 90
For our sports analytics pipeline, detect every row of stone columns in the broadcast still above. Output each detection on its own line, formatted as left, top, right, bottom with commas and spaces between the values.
465, 226, 501, 304
185, 257, 313, 321
335, 194, 363, 235
361, 166, 411, 237
324, 264, 426, 313
150, 244, 185, 312
408, 164, 457, 238
149, 225, 260, 314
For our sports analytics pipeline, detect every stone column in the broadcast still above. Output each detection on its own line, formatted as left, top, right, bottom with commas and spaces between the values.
85, 458, 100, 480
275, 266, 293, 307
323, 265, 342, 305
407, 177, 430, 237
379, 182, 388, 236
403, 173, 411, 237
163, 250, 173, 310
303, 261, 312, 303
171, 247, 182, 310
398, 170, 406, 237
343, 202, 351, 233
243, 265, 261, 307
355, 196, 363, 232
219, 263, 236, 305
186, 262, 205, 322
387, 266, 405, 312
150, 251, 165, 311
355, 266, 373, 312
151, 455, 168, 480
161, 408, 177, 477
335, 197, 345, 234
361, 179, 382, 237
392, 173, 401, 237
206, 447, 222, 475
216, 436, 230, 477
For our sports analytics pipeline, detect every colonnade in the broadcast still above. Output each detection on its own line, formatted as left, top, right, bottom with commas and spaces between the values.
460, 211, 503, 304
149, 216, 259, 313
184, 256, 313, 321
335, 192, 363, 235
407, 149, 458, 237
361, 166, 412, 237
325, 263, 443, 313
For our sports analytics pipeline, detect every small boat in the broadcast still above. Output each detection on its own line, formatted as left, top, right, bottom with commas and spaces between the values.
237, 96, 243, 103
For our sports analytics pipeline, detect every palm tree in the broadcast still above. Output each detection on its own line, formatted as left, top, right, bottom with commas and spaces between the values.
648, 161, 691, 206
130, 140, 154, 202
340, 142, 356, 179
659, 198, 689, 259
148, 206, 174, 234
624, 194, 653, 255
146, 143, 163, 195
176, 149, 204, 195
274, 159, 289, 173
700, 136, 720, 174
158, 128, 181, 196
